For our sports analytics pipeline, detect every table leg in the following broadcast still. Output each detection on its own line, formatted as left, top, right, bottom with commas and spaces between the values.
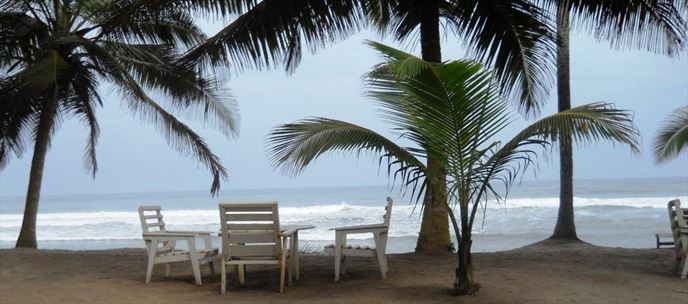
294, 231, 300, 280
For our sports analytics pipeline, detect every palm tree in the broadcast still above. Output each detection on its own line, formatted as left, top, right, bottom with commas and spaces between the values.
0, 0, 238, 248
654, 106, 688, 163
536, 0, 686, 240
267, 42, 640, 294
181, 0, 556, 253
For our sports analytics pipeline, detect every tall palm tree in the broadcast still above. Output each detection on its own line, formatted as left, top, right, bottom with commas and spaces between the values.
181, 0, 556, 253
267, 42, 640, 294
0, 0, 239, 248
654, 106, 688, 163
536, 0, 687, 239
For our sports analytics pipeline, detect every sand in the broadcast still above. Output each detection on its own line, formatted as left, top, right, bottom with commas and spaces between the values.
1, 240, 687, 303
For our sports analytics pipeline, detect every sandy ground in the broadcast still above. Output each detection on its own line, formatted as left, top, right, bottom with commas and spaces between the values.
1, 240, 687, 303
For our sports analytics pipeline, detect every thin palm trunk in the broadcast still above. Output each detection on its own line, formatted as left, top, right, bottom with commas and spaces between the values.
15, 86, 58, 248
550, 2, 579, 240
454, 187, 477, 294
415, 0, 452, 253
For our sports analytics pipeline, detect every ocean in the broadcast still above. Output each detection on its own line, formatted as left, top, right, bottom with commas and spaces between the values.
1, 177, 686, 253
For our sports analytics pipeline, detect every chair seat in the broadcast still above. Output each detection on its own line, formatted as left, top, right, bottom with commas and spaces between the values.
324, 244, 377, 257
158, 248, 218, 258
227, 255, 284, 260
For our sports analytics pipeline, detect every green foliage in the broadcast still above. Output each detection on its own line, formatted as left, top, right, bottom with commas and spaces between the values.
537, 0, 687, 56
267, 42, 640, 291
0, 0, 239, 194
654, 106, 688, 163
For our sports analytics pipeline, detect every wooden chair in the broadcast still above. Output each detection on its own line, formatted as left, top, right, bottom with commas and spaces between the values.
218, 202, 290, 294
324, 197, 393, 282
668, 199, 688, 278
138, 206, 218, 285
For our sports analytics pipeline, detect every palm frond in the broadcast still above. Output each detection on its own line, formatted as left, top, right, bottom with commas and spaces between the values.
83, 0, 207, 48
60, 65, 102, 177
103, 41, 240, 138
267, 117, 425, 184
65, 34, 230, 195
0, 78, 41, 169
510, 102, 640, 153
561, 0, 687, 56
182, 0, 367, 74
446, 0, 556, 115
653, 106, 688, 163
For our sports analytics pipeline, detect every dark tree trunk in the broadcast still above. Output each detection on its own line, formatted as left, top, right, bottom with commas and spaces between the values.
15, 86, 58, 248
550, 2, 579, 240
454, 234, 477, 295
415, 0, 452, 253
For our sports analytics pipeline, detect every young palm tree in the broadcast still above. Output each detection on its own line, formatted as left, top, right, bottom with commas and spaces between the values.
654, 106, 688, 163
0, 0, 238, 248
267, 42, 640, 294
536, 0, 686, 240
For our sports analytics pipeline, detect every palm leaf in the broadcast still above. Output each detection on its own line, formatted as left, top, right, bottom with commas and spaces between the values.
267, 117, 426, 185
446, 0, 556, 115
653, 106, 688, 163
548, 0, 688, 56
182, 0, 367, 74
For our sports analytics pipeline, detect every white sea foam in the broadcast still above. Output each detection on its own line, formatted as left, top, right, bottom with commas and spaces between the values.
0, 196, 684, 242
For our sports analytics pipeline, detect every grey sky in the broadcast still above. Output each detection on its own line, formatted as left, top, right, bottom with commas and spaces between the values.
1, 27, 687, 197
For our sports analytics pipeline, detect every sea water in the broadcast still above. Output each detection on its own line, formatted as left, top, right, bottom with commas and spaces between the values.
1, 177, 686, 253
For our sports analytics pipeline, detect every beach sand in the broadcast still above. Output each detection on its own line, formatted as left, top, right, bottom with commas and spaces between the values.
1, 240, 687, 303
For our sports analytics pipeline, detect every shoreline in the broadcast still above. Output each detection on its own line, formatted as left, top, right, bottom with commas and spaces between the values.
1, 241, 686, 303
0, 231, 669, 253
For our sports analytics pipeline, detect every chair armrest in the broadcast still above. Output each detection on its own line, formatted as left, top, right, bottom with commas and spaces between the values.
165, 230, 215, 235
329, 224, 387, 232
281, 228, 299, 237
143, 232, 197, 239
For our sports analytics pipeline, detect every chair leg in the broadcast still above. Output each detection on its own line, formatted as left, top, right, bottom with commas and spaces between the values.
334, 249, 341, 282
280, 256, 287, 293
238, 264, 246, 286
187, 238, 202, 285
382, 254, 389, 274
373, 233, 387, 279
209, 261, 216, 276
220, 261, 226, 294
294, 232, 301, 280
145, 240, 158, 283
164, 264, 171, 277
375, 250, 387, 279
288, 254, 293, 286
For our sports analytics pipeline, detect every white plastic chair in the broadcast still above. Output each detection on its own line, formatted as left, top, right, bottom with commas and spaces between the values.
138, 206, 218, 285
324, 197, 393, 282
218, 202, 291, 294
668, 199, 688, 278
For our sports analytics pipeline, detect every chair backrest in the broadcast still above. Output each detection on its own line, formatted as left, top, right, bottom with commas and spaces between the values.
677, 206, 688, 230
138, 205, 166, 234
383, 197, 394, 227
219, 202, 282, 260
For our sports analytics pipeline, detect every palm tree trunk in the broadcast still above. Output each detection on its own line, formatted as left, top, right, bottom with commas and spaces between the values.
453, 189, 478, 295
415, 0, 451, 253
550, 2, 579, 240
15, 86, 58, 248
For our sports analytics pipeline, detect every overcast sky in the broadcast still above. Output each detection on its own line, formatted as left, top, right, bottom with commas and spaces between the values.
1, 25, 687, 197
